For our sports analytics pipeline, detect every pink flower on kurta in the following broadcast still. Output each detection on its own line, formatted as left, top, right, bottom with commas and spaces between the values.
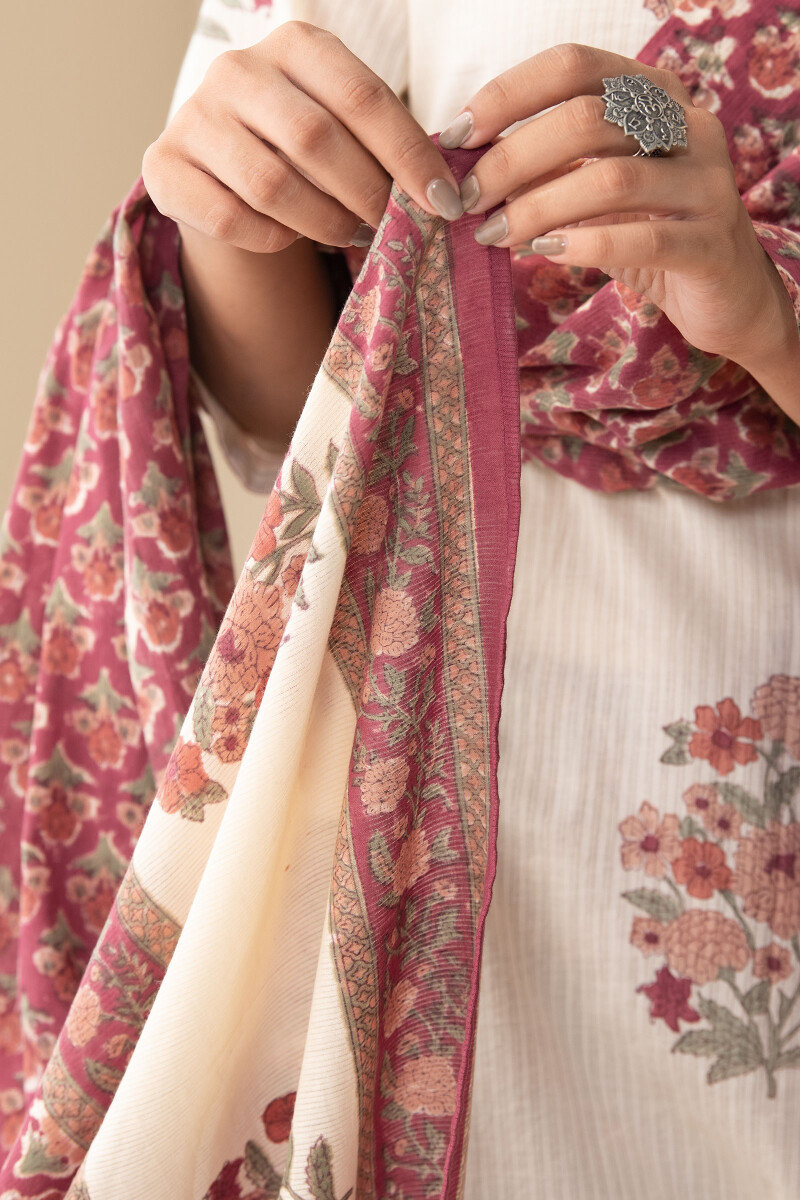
753, 943, 793, 984
261, 1091, 295, 1143
689, 698, 762, 775
619, 801, 681, 877
637, 967, 700, 1033
630, 917, 668, 956
393, 828, 431, 895
663, 909, 750, 985
733, 820, 800, 939
385, 979, 419, 1037
752, 675, 800, 760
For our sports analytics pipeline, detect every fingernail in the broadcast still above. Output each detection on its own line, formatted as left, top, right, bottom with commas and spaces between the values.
474, 211, 508, 246
459, 174, 480, 213
349, 222, 375, 248
426, 178, 464, 221
439, 110, 474, 150
531, 235, 568, 255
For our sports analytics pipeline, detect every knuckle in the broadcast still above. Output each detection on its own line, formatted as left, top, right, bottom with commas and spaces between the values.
481, 72, 513, 111
259, 224, 295, 254
592, 226, 616, 264
204, 201, 240, 243
599, 156, 636, 196
646, 223, 671, 259
568, 94, 605, 137
242, 158, 294, 209
339, 73, 388, 120
205, 47, 246, 88
288, 108, 336, 155
389, 129, 431, 173
360, 175, 391, 219
547, 42, 595, 79
487, 135, 512, 178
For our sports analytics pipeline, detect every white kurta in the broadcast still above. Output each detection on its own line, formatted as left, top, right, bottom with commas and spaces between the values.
168, 4, 800, 1195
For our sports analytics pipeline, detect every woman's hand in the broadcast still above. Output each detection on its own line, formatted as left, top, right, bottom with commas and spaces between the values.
143, 20, 463, 254
439, 43, 800, 421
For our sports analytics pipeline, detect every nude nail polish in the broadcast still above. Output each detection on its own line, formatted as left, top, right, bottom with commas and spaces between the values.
474, 211, 508, 246
426, 179, 464, 221
349, 223, 375, 248
531, 235, 567, 255
459, 174, 480, 213
439, 110, 474, 150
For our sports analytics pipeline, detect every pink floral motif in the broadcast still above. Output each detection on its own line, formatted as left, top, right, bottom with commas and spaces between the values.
672, 838, 732, 899
752, 675, 800, 760
370, 587, 420, 657
393, 828, 431, 895
619, 801, 681, 877
733, 820, 800, 939
385, 979, 418, 1037
753, 942, 793, 984
392, 1053, 457, 1115
630, 916, 668, 956
663, 909, 751, 984
360, 757, 409, 816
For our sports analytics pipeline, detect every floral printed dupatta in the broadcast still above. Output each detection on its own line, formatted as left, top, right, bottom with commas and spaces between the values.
2, 2, 800, 1198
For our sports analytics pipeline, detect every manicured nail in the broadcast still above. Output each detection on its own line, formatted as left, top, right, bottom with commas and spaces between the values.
426, 178, 464, 221
349, 222, 375, 248
439, 110, 474, 150
459, 174, 480, 213
531, 235, 568, 255
474, 211, 508, 246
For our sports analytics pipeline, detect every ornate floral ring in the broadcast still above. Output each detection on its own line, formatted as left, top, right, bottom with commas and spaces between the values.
601, 73, 688, 157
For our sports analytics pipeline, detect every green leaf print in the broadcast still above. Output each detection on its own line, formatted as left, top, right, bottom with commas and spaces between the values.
660, 720, 693, 766
306, 1136, 336, 1200
716, 781, 765, 828
368, 830, 395, 887
622, 888, 681, 923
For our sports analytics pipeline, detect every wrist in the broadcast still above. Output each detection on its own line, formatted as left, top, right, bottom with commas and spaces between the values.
729, 253, 800, 425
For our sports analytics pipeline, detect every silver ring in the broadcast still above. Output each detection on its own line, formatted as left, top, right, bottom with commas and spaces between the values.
601, 74, 687, 157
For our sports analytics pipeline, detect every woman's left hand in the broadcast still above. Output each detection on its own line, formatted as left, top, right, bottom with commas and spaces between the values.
439, 43, 800, 422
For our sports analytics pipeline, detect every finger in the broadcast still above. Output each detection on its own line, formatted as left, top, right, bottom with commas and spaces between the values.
228, 62, 392, 232
473, 155, 707, 248
179, 105, 367, 247
528, 218, 708, 273
143, 144, 299, 253
269, 21, 464, 220
459, 95, 699, 216
440, 42, 693, 150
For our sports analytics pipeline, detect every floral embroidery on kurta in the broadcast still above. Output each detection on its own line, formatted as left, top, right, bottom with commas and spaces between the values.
620, 675, 800, 1097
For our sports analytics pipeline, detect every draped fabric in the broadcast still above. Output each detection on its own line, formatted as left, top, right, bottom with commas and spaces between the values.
0, 2, 799, 1197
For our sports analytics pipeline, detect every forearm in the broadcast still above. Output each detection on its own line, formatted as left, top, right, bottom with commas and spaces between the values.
178, 223, 339, 446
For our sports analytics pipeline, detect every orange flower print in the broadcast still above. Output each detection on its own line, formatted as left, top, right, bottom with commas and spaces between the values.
733, 820, 800, 939
261, 1091, 296, 1143
157, 502, 193, 556
752, 675, 800, 760
385, 979, 418, 1037
65, 985, 102, 1049
143, 597, 181, 649
392, 1053, 457, 1116
619, 802, 681, 877
352, 495, 389, 555
630, 917, 668, 957
689, 698, 762, 775
87, 719, 124, 768
211, 701, 250, 764
160, 737, 209, 815
41, 627, 82, 678
0, 654, 29, 703
393, 828, 431, 895
82, 551, 121, 600
370, 587, 420, 657
753, 943, 793, 985
663, 909, 750, 985
672, 838, 732, 900
281, 554, 305, 600
748, 26, 800, 95
361, 757, 410, 816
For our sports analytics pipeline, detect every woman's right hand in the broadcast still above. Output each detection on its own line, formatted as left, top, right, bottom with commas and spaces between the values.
142, 20, 464, 253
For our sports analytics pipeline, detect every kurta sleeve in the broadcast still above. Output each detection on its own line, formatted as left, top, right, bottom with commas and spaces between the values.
167, 0, 409, 491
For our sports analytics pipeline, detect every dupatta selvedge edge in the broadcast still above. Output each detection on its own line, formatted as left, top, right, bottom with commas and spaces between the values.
2, 1, 800, 1196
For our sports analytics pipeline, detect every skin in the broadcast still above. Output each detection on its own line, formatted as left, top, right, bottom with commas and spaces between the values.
143, 30, 800, 444
142, 21, 464, 444
446, 43, 800, 423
